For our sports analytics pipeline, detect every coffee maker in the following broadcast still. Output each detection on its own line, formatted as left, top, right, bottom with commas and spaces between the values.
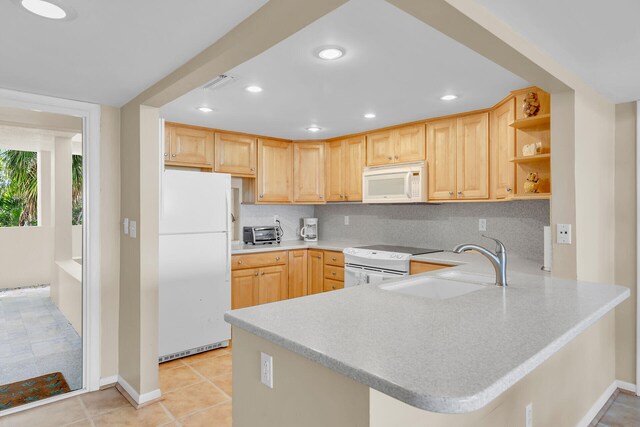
300, 218, 318, 242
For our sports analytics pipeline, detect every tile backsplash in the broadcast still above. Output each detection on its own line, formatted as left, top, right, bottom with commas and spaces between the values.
238, 200, 550, 262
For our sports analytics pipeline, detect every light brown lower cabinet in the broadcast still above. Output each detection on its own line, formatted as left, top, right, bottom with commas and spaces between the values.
307, 249, 324, 295
258, 265, 288, 304
324, 278, 344, 292
288, 250, 308, 298
231, 268, 259, 310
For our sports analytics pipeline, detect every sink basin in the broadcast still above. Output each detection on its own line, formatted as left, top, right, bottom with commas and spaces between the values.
437, 271, 497, 285
380, 277, 488, 300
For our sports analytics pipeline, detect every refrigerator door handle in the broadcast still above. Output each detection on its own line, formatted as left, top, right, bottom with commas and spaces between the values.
225, 187, 231, 281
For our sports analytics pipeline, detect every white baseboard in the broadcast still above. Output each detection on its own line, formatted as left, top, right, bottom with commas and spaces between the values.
99, 375, 118, 388
576, 381, 617, 427
616, 380, 637, 394
117, 375, 162, 405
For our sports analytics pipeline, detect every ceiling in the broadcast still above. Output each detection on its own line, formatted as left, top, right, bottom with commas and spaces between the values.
0, 0, 268, 106
161, 0, 529, 140
475, 0, 640, 103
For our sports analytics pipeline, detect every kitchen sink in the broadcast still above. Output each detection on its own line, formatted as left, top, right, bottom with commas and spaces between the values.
436, 271, 497, 285
380, 276, 488, 300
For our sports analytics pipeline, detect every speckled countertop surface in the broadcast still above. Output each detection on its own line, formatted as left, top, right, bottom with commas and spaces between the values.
225, 241, 629, 413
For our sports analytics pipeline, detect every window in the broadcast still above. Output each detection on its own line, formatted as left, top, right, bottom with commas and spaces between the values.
0, 149, 38, 227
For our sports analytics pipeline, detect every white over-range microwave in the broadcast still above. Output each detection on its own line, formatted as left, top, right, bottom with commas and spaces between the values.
362, 161, 428, 203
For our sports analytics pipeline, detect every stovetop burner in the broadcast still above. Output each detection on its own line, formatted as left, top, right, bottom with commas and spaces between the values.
355, 245, 443, 256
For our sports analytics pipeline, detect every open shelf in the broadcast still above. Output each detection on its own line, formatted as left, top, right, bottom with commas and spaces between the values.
510, 113, 551, 129
511, 193, 551, 200
510, 153, 551, 163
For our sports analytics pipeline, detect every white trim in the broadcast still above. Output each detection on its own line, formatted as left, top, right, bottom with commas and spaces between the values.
576, 381, 617, 427
616, 380, 637, 393
99, 375, 119, 388
117, 376, 162, 405
0, 88, 102, 393
637, 100, 640, 397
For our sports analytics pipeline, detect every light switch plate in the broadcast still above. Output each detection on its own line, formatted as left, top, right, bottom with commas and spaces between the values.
344, 216, 349, 226
261, 352, 273, 388
557, 224, 571, 244
130, 220, 137, 239
479, 219, 487, 232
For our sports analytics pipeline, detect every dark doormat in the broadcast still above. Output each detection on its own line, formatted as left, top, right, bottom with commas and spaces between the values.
0, 372, 70, 410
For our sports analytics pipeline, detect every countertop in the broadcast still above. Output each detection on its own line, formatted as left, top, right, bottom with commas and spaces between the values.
225, 242, 629, 413
231, 240, 360, 254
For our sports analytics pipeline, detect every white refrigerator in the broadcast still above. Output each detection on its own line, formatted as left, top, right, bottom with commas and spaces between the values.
159, 169, 231, 361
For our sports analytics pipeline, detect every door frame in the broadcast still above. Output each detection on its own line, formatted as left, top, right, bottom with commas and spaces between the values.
637, 100, 640, 396
0, 88, 101, 409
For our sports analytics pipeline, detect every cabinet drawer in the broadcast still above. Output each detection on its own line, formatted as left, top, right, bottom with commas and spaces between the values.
324, 278, 344, 292
409, 261, 452, 275
232, 251, 288, 270
324, 265, 344, 281
324, 251, 344, 267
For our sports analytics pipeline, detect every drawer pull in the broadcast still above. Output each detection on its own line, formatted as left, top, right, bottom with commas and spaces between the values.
255, 272, 259, 276
261, 272, 265, 276
332, 257, 336, 261
171, 154, 176, 158
331, 271, 336, 275
332, 286, 337, 290
237, 260, 242, 264
275, 257, 280, 261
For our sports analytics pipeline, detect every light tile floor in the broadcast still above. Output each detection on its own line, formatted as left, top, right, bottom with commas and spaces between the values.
0, 286, 82, 391
0, 347, 232, 426
592, 389, 640, 427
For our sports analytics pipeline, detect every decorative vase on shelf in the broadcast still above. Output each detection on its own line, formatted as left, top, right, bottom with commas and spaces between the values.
522, 91, 540, 117
524, 172, 540, 193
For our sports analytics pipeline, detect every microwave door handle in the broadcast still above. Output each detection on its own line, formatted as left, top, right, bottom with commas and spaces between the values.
405, 173, 412, 199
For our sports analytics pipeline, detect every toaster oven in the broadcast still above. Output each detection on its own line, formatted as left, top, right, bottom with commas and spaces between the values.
243, 226, 281, 245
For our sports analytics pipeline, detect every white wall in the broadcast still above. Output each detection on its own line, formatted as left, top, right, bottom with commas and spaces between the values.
0, 226, 53, 288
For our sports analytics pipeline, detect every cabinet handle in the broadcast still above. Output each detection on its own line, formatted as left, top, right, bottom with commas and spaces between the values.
332, 257, 336, 261
261, 272, 265, 276
387, 156, 392, 160
319, 195, 324, 199
237, 260, 242, 264
457, 191, 463, 195
449, 191, 454, 196
259, 194, 264, 198
255, 272, 259, 276
275, 257, 280, 261
507, 187, 512, 192
394, 155, 399, 160
171, 154, 176, 158
331, 271, 336, 275
332, 286, 337, 290
340, 194, 344, 199
164, 153, 168, 158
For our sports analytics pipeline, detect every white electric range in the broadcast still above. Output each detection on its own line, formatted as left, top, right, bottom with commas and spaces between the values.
343, 245, 443, 287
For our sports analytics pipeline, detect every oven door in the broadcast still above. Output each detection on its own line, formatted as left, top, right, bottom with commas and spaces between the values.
345, 264, 407, 287
363, 169, 412, 203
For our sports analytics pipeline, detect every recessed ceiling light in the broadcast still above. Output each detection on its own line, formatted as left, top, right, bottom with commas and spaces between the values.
20, 0, 68, 19
364, 113, 376, 119
197, 106, 213, 113
440, 94, 458, 101
246, 85, 263, 93
306, 126, 322, 132
317, 47, 345, 60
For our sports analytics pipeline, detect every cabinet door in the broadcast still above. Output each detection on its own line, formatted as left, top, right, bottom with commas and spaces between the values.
394, 124, 426, 163
325, 140, 345, 202
366, 131, 394, 166
344, 136, 366, 201
231, 269, 259, 309
293, 142, 325, 203
168, 125, 213, 166
288, 250, 308, 299
214, 132, 257, 177
257, 139, 292, 203
427, 119, 457, 200
307, 250, 324, 295
258, 265, 288, 305
456, 113, 489, 199
490, 99, 515, 199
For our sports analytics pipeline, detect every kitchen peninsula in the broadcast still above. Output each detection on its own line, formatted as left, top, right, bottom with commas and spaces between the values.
225, 249, 628, 427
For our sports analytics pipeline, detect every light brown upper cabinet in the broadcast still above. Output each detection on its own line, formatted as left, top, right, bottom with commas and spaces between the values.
325, 136, 366, 202
165, 124, 214, 168
293, 142, 325, 203
214, 132, 256, 177
366, 124, 425, 166
456, 113, 489, 199
427, 119, 457, 200
490, 98, 515, 199
257, 139, 293, 203
427, 113, 489, 201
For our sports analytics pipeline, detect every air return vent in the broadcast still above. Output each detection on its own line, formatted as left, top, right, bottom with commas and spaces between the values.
203, 74, 237, 91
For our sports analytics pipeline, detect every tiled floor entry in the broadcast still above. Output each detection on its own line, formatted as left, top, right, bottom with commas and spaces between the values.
0, 286, 82, 392
592, 389, 640, 426
0, 347, 231, 426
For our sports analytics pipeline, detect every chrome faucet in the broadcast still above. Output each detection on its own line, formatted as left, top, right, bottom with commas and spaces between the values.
453, 235, 508, 286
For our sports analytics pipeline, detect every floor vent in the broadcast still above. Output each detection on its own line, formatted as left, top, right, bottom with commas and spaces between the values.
158, 341, 228, 363
203, 74, 236, 91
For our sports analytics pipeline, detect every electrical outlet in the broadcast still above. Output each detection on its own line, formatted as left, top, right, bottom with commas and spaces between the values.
479, 218, 487, 232
129, 221, 137, 239
344, 215, 349, 225
525, 402, 533, 427
557, 224, 571, 244
123, 218, 129, 235
273, 215, 279, 224
261, 352, 273, 388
